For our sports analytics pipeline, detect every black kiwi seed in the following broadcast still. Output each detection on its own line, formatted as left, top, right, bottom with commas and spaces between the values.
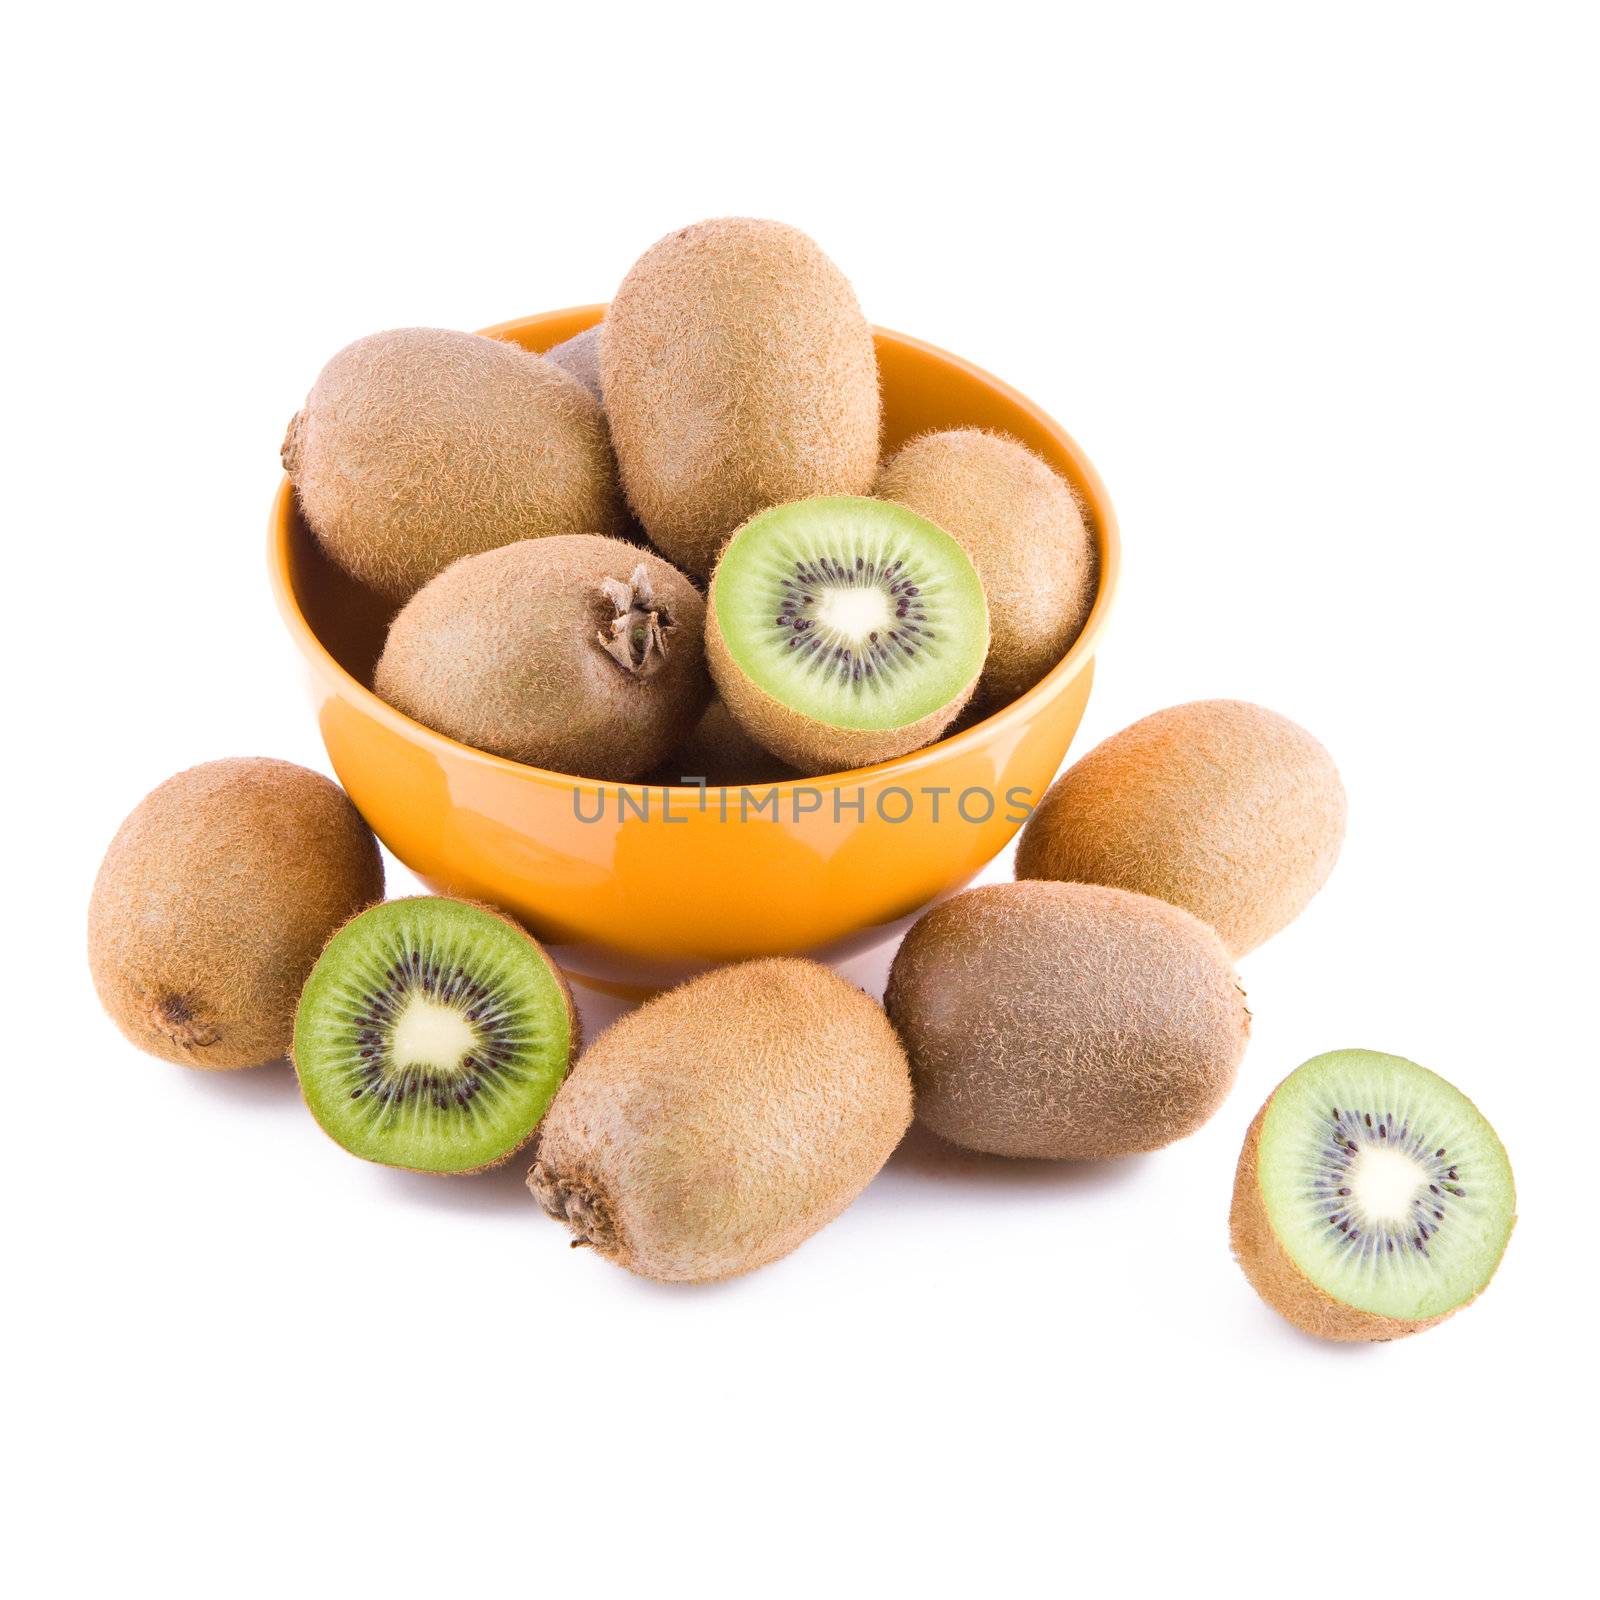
765, 547, 940, 689
1310, 1099, 1472, 1262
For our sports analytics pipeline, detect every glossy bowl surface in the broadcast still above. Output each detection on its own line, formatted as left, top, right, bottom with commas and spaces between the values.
270, 308, 1120, 991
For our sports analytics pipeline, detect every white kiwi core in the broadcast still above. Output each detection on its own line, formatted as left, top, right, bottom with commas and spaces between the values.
391, 996, 479, 1072
1348, 1145, 1426, 1224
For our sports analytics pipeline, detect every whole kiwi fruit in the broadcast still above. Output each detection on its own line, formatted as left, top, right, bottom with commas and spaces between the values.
876, 427, 1097, 707
543, 325, 604, 401
374, 534, 710, 780
601, 218, 882, 577
543, 323, 649, 546
886, 881, 1249, 1159
1015, 699, 1346, 955
88, 758, 384, 1069
528, 959, 912, 1282
282, 327, 625, 600
646, 699, 800, 787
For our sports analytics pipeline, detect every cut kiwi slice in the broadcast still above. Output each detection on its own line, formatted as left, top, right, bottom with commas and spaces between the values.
705, 496, 989, 775
1232, 1049, 1515, 1341
293, 897, 577, 1174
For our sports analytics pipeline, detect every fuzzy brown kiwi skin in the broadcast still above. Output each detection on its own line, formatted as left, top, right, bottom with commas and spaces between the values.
601, 219, 882, 577
643, 699, 801, 787
876, 428, 1097, 708
1016, 700, 1347, 956
543, 325, 604, 401
88, 759, 384, 1070
283, 327, 626, 600
528, 959, 912, 1282
1229, 1102, 1457, 1343
542, 323, 656, 549
886, 880, 1249, 1160
291, 897, 581, 1178
374, 534, 711, 781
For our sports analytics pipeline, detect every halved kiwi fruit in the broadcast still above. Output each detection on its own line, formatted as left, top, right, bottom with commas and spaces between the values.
293, 897, 578, 1174
1231, 1049, 1515, 1341
706, 496, 989, 774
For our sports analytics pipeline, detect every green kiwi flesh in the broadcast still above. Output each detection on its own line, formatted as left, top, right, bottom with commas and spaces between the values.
1232, 1049, 1515, 1340
293, 897, 577, 1174
706, 496, 989, 775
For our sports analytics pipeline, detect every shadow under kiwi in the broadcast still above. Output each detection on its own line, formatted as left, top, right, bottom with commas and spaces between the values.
882, 1122, 1153, 1194
386, 1160, 755, 1297
176, 1055, 307, 1114
378, 1146, 546, 1216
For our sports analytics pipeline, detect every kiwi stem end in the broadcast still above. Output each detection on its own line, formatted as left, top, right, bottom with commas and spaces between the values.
529, 1163, 616, 1253
596, 565, 676, 677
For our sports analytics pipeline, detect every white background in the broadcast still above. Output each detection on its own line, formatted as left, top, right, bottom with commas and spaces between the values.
7, 4, 1595, 1595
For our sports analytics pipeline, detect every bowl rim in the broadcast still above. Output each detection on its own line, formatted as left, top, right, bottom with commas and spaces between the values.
268, 307, 1121, 792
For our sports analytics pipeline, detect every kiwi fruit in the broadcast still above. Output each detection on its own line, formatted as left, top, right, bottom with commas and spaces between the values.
294, 897, 576, 1174
282, 327, 625, 600
601, 218, 882, 577
543, 323, 651, 547
543, 325, 604, 401
528, 959, 911, 1282
646, 699, 800, 787
876, 428, 1097, 706
886, 880, 1249, 1159
705, 496, 989, 775
88, 758, 383, 1069
374, 534, 711, 780
1231, 1050, 1515, 1341
1016, 699, 1346, 956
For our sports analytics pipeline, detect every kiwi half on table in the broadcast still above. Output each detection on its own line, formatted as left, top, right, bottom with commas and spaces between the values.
1231, 1049, 1515, 1341
706, 496, 989, 775
293, 898, 578, 1174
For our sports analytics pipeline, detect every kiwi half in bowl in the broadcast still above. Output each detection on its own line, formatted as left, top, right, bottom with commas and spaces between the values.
293, 897, 578, 1174
1232, 1049, 1515, 1341
706, 496, 989, 775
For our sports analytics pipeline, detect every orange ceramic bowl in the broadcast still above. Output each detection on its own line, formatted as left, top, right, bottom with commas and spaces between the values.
269, 307, 1120, 994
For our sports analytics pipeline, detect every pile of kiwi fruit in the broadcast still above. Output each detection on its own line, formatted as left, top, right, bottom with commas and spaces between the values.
86, 218, 1516, 1338
281, 217, 1096, 781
